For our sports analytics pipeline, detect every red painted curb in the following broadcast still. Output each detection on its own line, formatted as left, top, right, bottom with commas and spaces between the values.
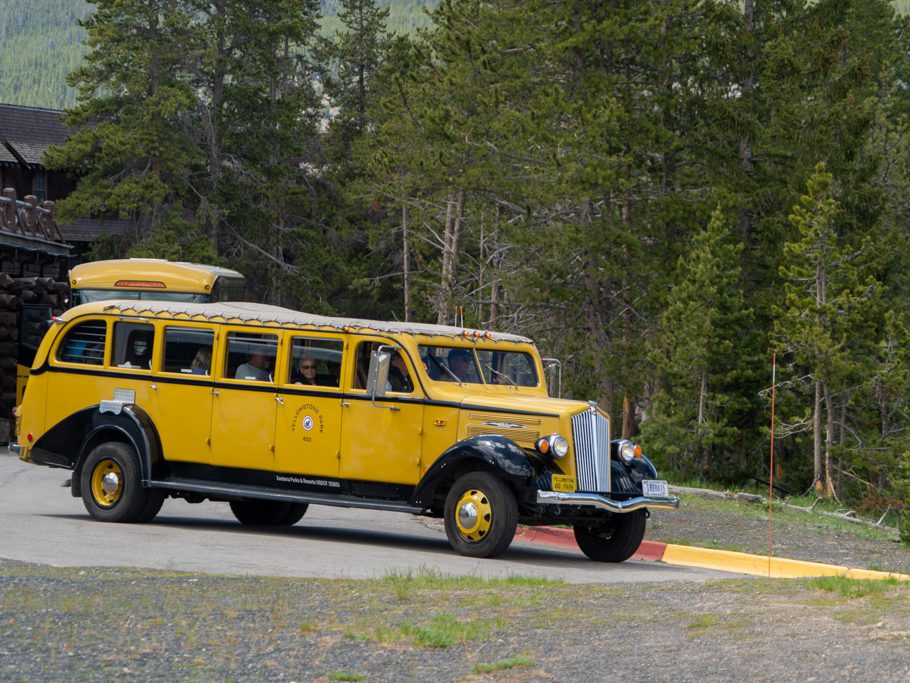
515, 525, 668, 561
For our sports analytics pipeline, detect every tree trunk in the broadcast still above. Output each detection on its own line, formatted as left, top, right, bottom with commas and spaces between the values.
822, 382, 837, 499
402, 202, 411, 322
697, 372, 707, 425
436, 190, 465, 325
209, 0, 227, 253
813, 379, 824, 496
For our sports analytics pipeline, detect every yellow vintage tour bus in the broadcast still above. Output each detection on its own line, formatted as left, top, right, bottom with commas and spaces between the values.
12, 300, 678, 560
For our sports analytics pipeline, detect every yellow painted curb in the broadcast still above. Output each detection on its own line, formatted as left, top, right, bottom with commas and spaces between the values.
661, 544, 910, 581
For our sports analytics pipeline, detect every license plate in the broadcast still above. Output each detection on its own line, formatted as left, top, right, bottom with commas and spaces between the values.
551, 474, 576, 493
642, 479, 669, 497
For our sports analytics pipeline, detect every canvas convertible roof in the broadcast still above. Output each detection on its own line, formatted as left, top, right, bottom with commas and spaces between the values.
90, 300, 533, 343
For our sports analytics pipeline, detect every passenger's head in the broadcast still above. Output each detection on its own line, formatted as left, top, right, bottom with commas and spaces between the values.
249, 351, 266, 369
298, 355, 317, 381
191, 347, 211, 370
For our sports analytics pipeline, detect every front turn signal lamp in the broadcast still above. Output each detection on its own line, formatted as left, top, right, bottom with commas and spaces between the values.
536, 434, 569, 459
616, 439, 643, 464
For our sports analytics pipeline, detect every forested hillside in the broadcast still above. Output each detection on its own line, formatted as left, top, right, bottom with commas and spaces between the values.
0, 0, 436, 109
6, 0, 910, 535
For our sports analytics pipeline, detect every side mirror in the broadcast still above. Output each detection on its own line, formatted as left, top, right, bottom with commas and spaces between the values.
542, 357, 562, 398
366, 349, 391, 399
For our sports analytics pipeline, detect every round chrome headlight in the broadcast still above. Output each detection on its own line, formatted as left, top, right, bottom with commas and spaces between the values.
535, 434, 569, 459
551, 435, 569, 458
618, 440, 636, 464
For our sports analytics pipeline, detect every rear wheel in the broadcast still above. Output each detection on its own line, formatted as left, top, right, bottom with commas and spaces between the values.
444, 471, 517, 558
80, 442, 156, 523
229, 500, 308, 526
574, 510, 647, 562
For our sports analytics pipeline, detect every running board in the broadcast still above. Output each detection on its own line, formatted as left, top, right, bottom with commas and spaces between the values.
147, 477, 426, 514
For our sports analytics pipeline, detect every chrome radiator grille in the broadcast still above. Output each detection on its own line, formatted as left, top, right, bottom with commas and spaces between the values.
571, 408, 611, 493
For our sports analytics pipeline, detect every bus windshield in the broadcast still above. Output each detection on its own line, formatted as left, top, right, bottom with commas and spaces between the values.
419, 345, 538, 387
71, 290, 211, 306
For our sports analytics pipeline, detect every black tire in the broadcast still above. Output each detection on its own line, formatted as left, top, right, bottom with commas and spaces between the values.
444, 471, 517, 558
135, 489, 166, 523
80, 442, 154, 523
229, 500, 308, 526
574, 510, 647, 562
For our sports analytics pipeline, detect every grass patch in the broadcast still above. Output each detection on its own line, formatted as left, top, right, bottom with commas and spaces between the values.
804, 576, 903, 598
472, 656, 535, 673
400, 613, 497, 648
329, 673, 365, 682
686, 614, 721, 633
376, 568, 563, 590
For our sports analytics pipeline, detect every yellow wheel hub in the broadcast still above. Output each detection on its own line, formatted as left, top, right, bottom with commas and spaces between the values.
455, 488, 492, 542
90, 458, 123, 508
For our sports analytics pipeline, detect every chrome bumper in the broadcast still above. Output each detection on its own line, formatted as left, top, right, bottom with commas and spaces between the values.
536, 489, 680, 512
8, 442, 21, 456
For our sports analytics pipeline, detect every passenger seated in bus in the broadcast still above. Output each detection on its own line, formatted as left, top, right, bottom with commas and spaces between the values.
292, 356, 318, 385
235, 351, 270, 381
190, 347, 212, 375
388, 353, 413, 392
123, 331, 153, 368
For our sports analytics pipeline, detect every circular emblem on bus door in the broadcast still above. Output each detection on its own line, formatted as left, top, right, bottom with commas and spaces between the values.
302, 415, 315, 431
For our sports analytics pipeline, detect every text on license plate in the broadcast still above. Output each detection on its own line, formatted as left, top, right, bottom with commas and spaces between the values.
551, 474, 576, 493
642, 479, 669, 497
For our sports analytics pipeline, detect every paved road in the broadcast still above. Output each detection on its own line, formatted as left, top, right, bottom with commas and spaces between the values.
0, 448, 732, 583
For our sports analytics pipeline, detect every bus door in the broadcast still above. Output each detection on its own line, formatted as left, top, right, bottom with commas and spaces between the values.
339, 339, 424, 485
273, 335, 345, 478
210, 330, 279, 471
152, 326, 216, 464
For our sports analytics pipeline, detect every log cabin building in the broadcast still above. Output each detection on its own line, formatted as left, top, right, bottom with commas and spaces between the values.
0, 102, 133, 441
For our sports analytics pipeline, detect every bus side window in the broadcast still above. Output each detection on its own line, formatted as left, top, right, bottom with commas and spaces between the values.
112, 322, 155, 369
287, 337, 343, 388
57, 321, 107, 366
162, 327, 214, 375
226, 332, 278, 382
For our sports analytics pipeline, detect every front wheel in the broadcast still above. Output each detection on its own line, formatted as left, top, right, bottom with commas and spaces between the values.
229, 500, 308, 526
444, 471, 517, 558
80, 442, 156, 523
574, 510, 647, 562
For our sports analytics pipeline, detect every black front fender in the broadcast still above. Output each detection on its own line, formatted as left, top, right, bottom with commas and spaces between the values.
612, 455, 660, 494
410, 434, 536, 508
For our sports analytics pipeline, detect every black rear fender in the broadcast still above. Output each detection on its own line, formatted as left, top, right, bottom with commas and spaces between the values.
29, 404, 163, 496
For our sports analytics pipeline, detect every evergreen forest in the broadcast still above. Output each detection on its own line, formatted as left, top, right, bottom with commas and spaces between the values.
0, 0, 437, 109
9, 0, 910, 536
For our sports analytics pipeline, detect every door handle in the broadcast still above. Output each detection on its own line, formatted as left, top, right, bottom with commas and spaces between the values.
341, 401, 350, 407
212, 388, 219, 396
150, 384, 157, 390
275, 395, 284, 405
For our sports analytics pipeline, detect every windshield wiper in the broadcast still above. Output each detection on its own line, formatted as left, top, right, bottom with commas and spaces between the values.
484, 363, 516, 386
429, 355, 463, 383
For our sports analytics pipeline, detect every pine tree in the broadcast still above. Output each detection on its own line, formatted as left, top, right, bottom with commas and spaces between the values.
194, 0, 324, 305
640, 206, 753, 478
774, 162, 882, 498
321, 0, 391, 165
45, 0, 208, 255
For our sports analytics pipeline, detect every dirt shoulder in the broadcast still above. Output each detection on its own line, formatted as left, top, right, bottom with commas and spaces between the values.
647, 489, 908, 574
1, 561, 907, 683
